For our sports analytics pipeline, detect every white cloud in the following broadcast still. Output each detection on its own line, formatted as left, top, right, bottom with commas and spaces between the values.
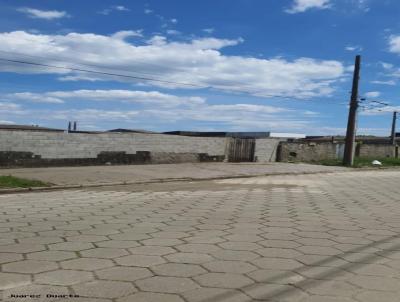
111, 30, 143, 39
166, 30, 181, 35
370, 80, 396, 86
0, 30, 345, 99
364, 91, 381, 98
285, 0, 331, 14
114, 5, 130, 11
361, 106, 400, 116
0, 120, 15, 124
99, 5, 130, 15
388, 35, 400, 54
144, 9, 153, 14
203, 28, 215, 34
345, 45, 363, 52
0, 88, 318, 131
170, 18, 178, 24
17, 7, 69, 20
5, 90, 205, 107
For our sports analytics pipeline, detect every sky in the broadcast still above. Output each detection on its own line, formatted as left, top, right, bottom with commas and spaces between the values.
0, 0, 399, 135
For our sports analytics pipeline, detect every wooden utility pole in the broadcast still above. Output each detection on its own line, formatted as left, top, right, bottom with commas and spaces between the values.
391, 111, 397, 145
343, 55, 361, 166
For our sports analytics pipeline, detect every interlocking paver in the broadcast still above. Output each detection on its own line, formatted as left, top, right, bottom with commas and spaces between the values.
152, 263, 206, 277
194, 272, 254, 288
165, 252, 214, 264
128, 245, 175, 255
0, 252, 23, 264
27, 251, 77, 261
61, 258, 113, 271
80, 248, 129, 259
2, 260, 58, 274
0, 272, 31, 290
3, 169, 400, 301
96, 266, 153, 281
72, 280, 136, 298
35, 270, 94, 285
115, 254, 166, 267
202, 260, 257, 273
117, 292, 185, 302
135, 276, 199, 293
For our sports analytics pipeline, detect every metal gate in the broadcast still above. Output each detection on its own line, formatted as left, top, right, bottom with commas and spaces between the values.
227, 138, 256, 162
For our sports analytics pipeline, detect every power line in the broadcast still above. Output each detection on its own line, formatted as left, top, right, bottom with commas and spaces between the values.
0, 55, 348, 104
0, 57, 204, 88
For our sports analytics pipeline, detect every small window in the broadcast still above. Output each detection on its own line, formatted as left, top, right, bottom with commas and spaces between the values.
289, 152, 297, 157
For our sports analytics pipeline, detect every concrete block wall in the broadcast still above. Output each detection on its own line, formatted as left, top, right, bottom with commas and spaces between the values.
0, 131, 227, 159
254, 139, 281, 162
278, 142, 343, 162
357, 143, 396, 158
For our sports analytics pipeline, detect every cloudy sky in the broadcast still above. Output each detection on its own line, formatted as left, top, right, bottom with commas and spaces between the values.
0, 0, 399, 135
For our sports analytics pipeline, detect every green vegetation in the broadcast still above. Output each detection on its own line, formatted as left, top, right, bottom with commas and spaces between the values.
317, 157, 400, 168
0, 175, 50, 188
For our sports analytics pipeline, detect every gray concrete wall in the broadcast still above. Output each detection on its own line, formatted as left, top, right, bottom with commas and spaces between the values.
357, 143, 396, 158
278, 142, 344, 162
0, 130, 282, 166
0, 130, 227, 159
254, 138, 281, 162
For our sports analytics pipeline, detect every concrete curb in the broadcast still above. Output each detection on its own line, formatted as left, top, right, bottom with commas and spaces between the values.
0, 169, 355, 195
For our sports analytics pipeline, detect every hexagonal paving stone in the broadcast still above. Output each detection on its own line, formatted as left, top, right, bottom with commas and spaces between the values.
66, 235, 108, 242
73, 280, 136, 299
117, 292, 185, 302
176, 243, 221, 253
128, 246, 175, 256
257, 240, 301, 250
35, 270, 94, 286
165, 252, 214, 264
0, 272, 31, 290
255, 248, 303, 259
247, 269, 305, 285
0, 252, 23, 264
211, 250, 259, 261
2, 260, 58, 274
97, 266, 152, 281
0, 243, 46, 253
61, 258, 113, 271
348, 275, 400, 291
347, 263, 398, 277
303, 280, 360, 297
115, 254, 165, 267
49, 242, 94, 251
141, 238, 183, 246
243, 283, 308, 301
202, 260, 257, 274
151, 231, 188, 239
194, 272, 254, 288
251, 258, 303, 270
218, 242, 262, 251
136, 276, 199, 293
296, 246, 341, 256
152, 263, 206, 277
27, 251, 77, 261
96, 240, 140, 248
182, 287, 252, 302
80, 248, 129, 259
355, 290, 400, 302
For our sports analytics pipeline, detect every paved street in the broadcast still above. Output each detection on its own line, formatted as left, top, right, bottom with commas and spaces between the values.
0, 163, 347, 186
1, 169, 400, 301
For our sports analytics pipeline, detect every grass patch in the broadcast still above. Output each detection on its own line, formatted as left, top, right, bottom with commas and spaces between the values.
0, 175, 50, 188
316, 157, 400, 168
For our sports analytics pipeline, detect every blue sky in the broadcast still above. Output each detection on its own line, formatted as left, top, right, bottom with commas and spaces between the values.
0, 0, 399, 135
